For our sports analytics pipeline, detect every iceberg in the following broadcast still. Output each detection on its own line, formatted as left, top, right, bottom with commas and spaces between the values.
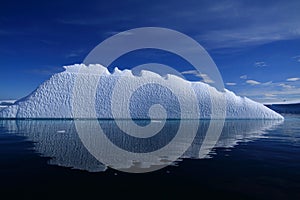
0, 64, 283, 119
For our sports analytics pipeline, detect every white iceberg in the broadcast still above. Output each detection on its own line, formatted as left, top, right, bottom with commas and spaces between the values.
0, 64, 283, 119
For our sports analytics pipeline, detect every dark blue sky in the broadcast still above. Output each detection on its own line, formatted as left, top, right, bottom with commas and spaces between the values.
1, 0, 300, 103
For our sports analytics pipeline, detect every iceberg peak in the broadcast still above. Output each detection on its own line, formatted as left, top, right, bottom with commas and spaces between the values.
63, 63, 109, 75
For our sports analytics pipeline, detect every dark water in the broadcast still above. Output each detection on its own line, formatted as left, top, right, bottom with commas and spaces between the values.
0, 116, 299, 199
266, 103, 300, 114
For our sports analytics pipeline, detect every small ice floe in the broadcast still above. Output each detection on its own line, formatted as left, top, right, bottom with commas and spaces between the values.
57, 130, 66, 133
151, 120, 163, 123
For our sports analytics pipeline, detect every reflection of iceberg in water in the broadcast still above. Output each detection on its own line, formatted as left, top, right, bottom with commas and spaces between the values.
0, 120, 106, 172
184, 120, 283, 159
0, 119, 283, 172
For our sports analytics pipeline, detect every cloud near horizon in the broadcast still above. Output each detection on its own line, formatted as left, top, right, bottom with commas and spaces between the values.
226, 82, 237, 86
287, 77, 300, 81
246, 80, 261, 85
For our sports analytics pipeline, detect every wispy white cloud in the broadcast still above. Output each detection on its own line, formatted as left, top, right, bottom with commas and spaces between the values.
245, 88, 300, 96
254, 61, 267, 67
262, 81, 273, 86
181, 70, 198, 75
197, 2, 300, 49
246, 80, 261, 85
240, 75, 247, 79
195, 73, 215, 83
287, 77, 300, 81
103, 30, 136, 38
65, 49, 86, 59
197, 22, 300, 49
279, 83, 295, 89
292, 55, 300, 62
57, 1, 300, 50
66, 53, 80, 58
237, 85, 300, 103
181, 70, 214, 83
226, 82, 237, 86
245, 79, 272, 86
233, 76, 300, 103
264, 93, 276, 97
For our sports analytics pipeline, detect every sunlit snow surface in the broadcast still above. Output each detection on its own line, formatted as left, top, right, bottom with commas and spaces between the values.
0, 64, 283, 119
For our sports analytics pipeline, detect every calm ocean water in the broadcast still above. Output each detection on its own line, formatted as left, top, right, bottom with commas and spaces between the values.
0, 115, 299, 199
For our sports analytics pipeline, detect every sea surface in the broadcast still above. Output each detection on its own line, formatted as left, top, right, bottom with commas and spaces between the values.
0, 115, 299, 199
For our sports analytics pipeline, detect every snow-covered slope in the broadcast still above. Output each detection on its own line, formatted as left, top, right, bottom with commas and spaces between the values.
0, 64, 283, 119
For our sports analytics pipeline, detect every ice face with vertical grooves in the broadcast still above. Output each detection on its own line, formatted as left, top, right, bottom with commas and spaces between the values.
0, 64, 283, 119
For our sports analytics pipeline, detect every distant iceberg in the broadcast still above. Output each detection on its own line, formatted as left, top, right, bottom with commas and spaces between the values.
0, 64, 283, 119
